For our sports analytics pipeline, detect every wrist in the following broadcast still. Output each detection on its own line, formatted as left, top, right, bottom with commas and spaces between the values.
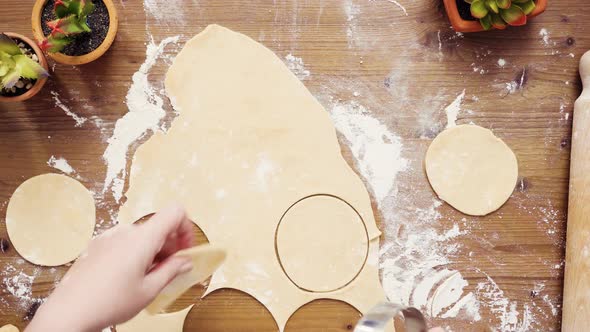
26, 298, 98, 332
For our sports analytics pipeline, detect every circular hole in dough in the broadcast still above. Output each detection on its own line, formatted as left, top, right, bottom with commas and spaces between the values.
275, 194, 369, 293
425, 124, 518, 216
6, 174, 96, 266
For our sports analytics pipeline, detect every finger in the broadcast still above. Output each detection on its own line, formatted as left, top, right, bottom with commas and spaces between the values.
154, 220, 194, 261
140, 204, 189, 252
143, 256, 193, 298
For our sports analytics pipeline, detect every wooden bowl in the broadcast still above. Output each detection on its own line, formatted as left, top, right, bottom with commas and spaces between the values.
0, 33, 49, 103
443, 0, 548, 33
31, 0, 119, 65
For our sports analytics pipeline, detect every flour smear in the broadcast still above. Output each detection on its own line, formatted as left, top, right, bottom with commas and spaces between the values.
445, 89, 466, 128
47, 155, 75, 174
1, 263, 40, 312
328, 98, 480, 322
102, 36, 181, 202
329, 100, 407, 204
284, 53, 311, 80
51, 91, 87, 127
143, 0, 186, 24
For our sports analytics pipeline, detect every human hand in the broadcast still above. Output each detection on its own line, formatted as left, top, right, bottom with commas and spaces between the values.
26, 204, 194, 332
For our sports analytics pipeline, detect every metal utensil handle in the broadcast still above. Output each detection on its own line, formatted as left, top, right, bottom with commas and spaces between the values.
354, 302, 427, 332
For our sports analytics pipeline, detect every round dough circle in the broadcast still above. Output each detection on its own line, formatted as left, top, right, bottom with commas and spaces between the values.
275, 195, 369, 293
425, 124, 518, 216
6, 174, 96, 266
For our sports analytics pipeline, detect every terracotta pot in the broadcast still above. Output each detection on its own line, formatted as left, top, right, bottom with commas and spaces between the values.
443, 0, 548, 33
31, 0, 119, 65
0, 33, 49, 103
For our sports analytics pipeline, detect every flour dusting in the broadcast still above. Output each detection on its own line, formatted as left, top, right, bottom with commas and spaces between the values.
327, 96, 483, 322
1, 264, 40, 311
143, 0, 186, 23
284, 53, 310, 80
385, 0, 408, 16
380, 198, 479, 321
51, 91, 87, 127
329, 100, 407, 204
47, 155, 75, 174
102, 35, 181, 201
539, 28, 550, 46
445, 89, 466, 128
344, 0, 361, 49
476, 275, 532, 331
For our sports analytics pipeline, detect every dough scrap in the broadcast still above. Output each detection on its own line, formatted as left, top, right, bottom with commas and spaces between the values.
118, 25, 389, 331
117, 306, 192, 332
276, 195, 368, 292
6, 174, 96, 266
0, 325, 19, 332
147, 244, 226, 314
425, 124, 518, 216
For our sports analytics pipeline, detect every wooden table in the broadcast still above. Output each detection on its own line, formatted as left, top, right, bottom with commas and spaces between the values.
0, 0, 585, 331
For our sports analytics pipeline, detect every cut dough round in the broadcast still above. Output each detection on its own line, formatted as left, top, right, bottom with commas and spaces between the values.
0, 325, 19, 332
6, 174, 96, 266
146, 244, 226, 314
425, 124, 518, 216
276, 195, 369, 293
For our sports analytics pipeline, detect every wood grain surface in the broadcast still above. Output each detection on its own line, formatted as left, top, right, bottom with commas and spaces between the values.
0, 0, 586, 331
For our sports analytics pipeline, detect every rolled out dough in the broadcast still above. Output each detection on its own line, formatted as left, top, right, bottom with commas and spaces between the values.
118, 25, 390, 331
276, 195, 369, 292
425, 124, 518, 216
147, 244, 226, 314
117, 306, 192, 332
6, 174, 96, 266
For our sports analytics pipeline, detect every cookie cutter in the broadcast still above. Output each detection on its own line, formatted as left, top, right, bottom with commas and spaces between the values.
354, 302, 428, 332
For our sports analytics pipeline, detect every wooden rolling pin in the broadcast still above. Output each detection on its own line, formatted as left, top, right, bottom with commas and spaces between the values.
562, 51, 590, 331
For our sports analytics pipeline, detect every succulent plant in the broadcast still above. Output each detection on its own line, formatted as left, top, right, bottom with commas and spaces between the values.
40, 0, 95, 53
465, 0, 537, 30
0, 34, 48, 91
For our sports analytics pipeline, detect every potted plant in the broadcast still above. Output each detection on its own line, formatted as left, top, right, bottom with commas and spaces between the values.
31, 0, 118, 65
443, 0, 548, 33
0, 33, 49, 103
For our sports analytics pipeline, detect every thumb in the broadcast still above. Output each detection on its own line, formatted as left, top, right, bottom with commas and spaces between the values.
143, 256, 193, 298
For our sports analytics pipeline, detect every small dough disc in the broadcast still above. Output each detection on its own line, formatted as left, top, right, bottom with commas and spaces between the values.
146, 244, 226, 314
276, 195, 369, 292
0, 325, 19, 332
6, 174, 96, 266
425, 124, 518, 216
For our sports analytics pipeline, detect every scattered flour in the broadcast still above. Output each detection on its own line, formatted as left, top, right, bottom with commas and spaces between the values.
102, 35, 181, 202
539, 28, 550, 46
143, 0, 186, 23
476, 275, 533, 331
471, 63, 487, 75
47, 155, 75, 174
445, 90, 466, 128
344, 0, 361, 49
51, 91, 87, 127
329, 100, 407, 204
328, 99, 479, 321
284, 53, 311, 80
498, 58, 507, 67
1, 264, 39, 311
253, 154, 278, 192
504, 81, 519, 95
384, 0, 408, 16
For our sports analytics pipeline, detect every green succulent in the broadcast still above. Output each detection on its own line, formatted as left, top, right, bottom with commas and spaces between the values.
465, 0, 536, 30
40, 0, 95, 53
0, 34, 48, 91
